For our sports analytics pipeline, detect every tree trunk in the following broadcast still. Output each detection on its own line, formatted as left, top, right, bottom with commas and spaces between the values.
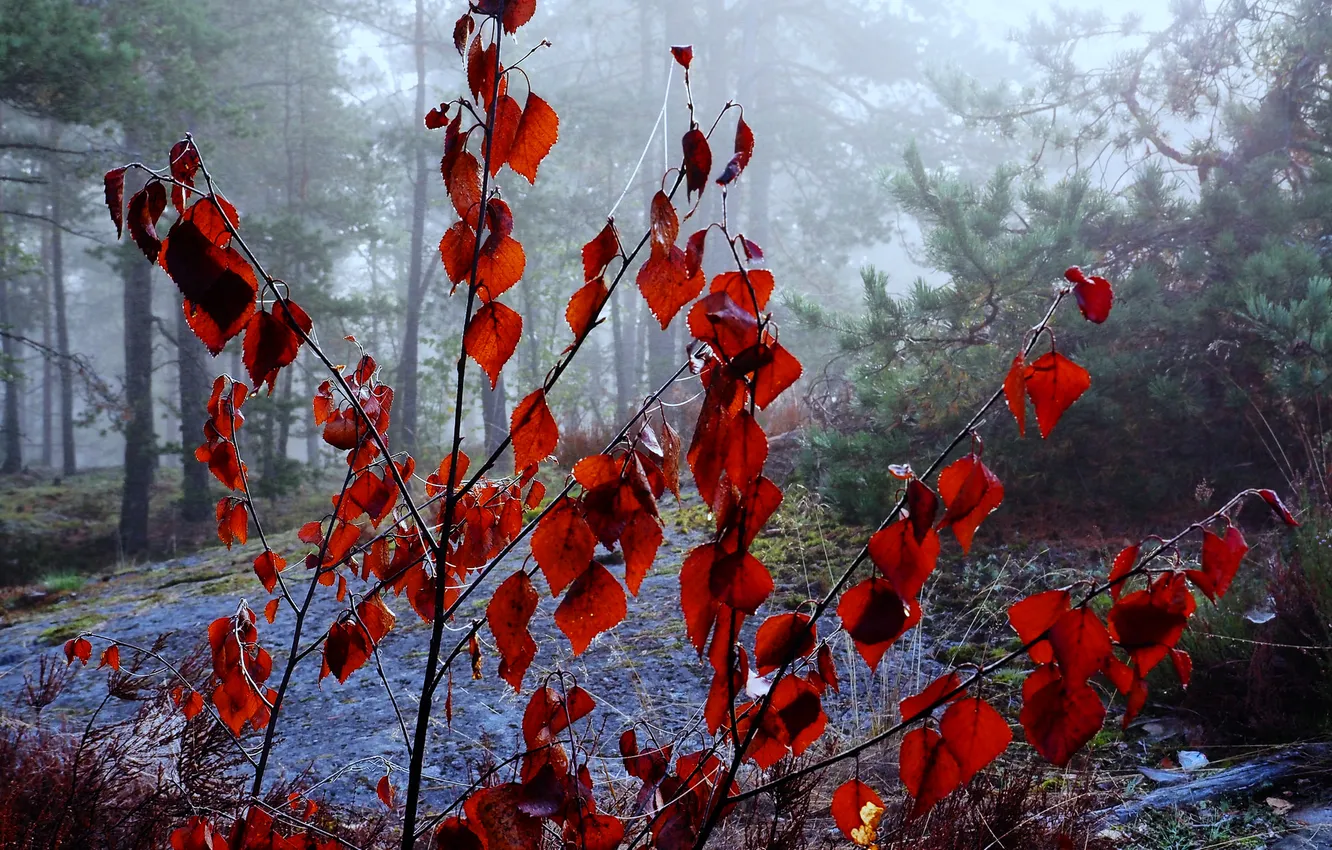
120, 242, 156, 556
46, 169, 77, 476
40, 203, 53, 469
0, 155, 19, 475
177, 295, 210, 521
481, 372, 508, 458
393, 0, 430, 459
0, 278, 21, 475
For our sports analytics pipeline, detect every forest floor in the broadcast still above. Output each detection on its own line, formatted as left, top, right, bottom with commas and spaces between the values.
0, 477, 1328, 847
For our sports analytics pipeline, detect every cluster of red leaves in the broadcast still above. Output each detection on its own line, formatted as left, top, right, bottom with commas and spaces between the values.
433, 683, 625, 849
203, 607, 276, 736
168, 808, 338, 850
106, 139, 314, 383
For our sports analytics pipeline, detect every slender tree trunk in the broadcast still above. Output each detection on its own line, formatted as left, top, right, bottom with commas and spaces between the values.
0, 139, 19, 476
49, 166, 76, 475
0, 279, 21, 475
40, 201, 52, 469
120, 158, 156, 554
394, 0, 430, 459
177, 296, 210, 521
481, 373, 508, 458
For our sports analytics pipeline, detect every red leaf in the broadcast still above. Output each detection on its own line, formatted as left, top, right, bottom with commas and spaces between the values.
637, 246, 699, 329
104, 167, 126, 239
937, 453, 1004, 553
816, 643, 840, 694
555, 562, 626, 655
562, 813, 623, 850
447, 149, 483, 227
464, 784, 542, 850
298, 521, 324, 545
242, 310, 301, 394
899, 671, 964, 722
162, 218, 259, 356
508, 92, 559, 183
565, 278, 609, 341
190, 196, 240, 248
734, 117, 754, 173
753, 612, 816, 675
725, 410, 768, 490
487, 94, 522, 176
464, 299, 522, 388
670, 45, 693, 68
751, 342, 802, 410
1019, 664, 1105, 767
263, 598, 279, 623
867, 519, 940, 600
182, 691, 205, 720
98, 645, 121, 671
648, 190, 679, 253
1003, 352, 1026, 437
376, 775, 395, 810
425, 101, 450, 129
466, 38, 498, 110
710, 269, 774, 316
838, 577, 915, 669
1107, 545, 1140, 601
252, 550, 286, 594
1171, 648, 1192, 688
1024, 351, 1091, 439
1108, 571, 1195, 674
941, 696, 1012, 783
899, 727, 962, 819
127, 181, 167, 262
168, 139, 200, 212
435, 817, 483, 850
621, 511, 662, 596
1258, 489, 1300, 526
830, 779, 883, 842
439, 221, 477, 286
489, 571, 538, 690
906, 478, 939, 543
501, 0, 536, 34
532, 500, 596, 596
1073, 275, 1113, 323
510, 389, 557, 473
684, 228, 708, 282
682, 128, 712, 200
1187, 525, 1248, 601
1007, 589, 1070, 664
582, 221, 620, 282
708, 549, 774, 614
1048, 607, 1112, 684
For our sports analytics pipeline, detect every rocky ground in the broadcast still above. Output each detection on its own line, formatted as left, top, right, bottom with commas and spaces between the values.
0, 492, 912, 815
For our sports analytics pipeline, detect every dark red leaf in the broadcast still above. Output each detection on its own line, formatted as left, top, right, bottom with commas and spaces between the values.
867, 519, 940, 600
1018, 664, 1105, 767
1048, 607, 1112, 684
906, 478, 939, 543
554, 562, 626, 655
532, 500, 596, 597
838, 577, 915, 670
464, 299, 522, 388
1073, 275, 1113, 323
501, 0, 536, 35
682, 128, 712, 200
900, 727, 962, 819
464, 784, 542, 850
104, 167, 126, 239
1186, 525, 1248, 602
1007, 589, 1070, 664
510, 389, 557, 473
830, 779, 883, 842
937, 452, 1004, 553
1107, 545, 1140, 601
670, 45, 693, 68
127, 181, 167, 262
941, 696, 1012, 783
1003, 352, 1026, 437
582, 221, 620, 282
565, 278, 609, 341
1257, 489, 1300, 526
753, 612, 816, 675
162, 218, 259, 356
1024, 351, 1091, 439
508, 92, 559, 184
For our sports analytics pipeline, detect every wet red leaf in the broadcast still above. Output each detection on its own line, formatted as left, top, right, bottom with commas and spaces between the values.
1019, 664, 1105, 767
510, 389, 557, 473
1024, 351, 1091, 439
508, 92, 559, 183
753, 612, 816, 675
1187, 525, 1248, 601
464, 299, 522, 388
554, 562, 626, 655
937, 453, 1004, 553
1007, 588, 1071, 664
899, 727, 962, 819
838, 577, 915, 670
941, 695, 1012, 784
488, 571, 538, 691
